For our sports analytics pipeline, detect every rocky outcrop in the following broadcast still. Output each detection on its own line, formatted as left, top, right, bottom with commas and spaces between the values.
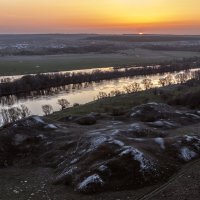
54, 132, 200, 193
130, 102, 200, 128
1, 103, 200, 194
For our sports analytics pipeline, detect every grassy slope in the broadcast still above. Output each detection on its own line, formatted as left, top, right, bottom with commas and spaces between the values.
1, 49, 200, 75
49, 83, 200, 121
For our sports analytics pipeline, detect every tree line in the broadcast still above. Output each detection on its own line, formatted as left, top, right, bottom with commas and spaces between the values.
0, 57, 200, 97
1, 70, 199, 126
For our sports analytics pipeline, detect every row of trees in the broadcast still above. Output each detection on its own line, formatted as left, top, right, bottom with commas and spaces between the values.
1, 105, 30, 125
0, 72, 191, 108
0, 70, 198, 125
0, 57, 199, 97
96, 72, 192, 100
0, 98, 71, 125
41, 98, 70, 115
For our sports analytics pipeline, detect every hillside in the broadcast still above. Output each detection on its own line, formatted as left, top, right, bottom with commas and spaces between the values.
1, 101, 200, 199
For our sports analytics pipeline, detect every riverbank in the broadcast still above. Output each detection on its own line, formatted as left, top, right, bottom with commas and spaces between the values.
0, 57, 199, 97
48, 79, 200, 121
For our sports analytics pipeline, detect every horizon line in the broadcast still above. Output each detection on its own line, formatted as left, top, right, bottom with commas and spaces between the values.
0, 33, 200, 36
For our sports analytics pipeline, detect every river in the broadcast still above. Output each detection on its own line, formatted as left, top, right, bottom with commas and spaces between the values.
0, 67, 198, 125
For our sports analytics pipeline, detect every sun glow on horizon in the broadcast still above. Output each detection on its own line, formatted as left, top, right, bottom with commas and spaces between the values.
0, 0, 200, 34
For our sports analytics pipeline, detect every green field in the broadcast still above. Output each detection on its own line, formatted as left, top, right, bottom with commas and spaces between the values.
1, 48, 200, 75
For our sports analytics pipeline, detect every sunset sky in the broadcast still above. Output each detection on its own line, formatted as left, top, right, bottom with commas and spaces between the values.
1, 0, 200, 34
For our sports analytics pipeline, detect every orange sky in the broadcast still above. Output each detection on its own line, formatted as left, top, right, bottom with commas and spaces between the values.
0, 0, 200, 34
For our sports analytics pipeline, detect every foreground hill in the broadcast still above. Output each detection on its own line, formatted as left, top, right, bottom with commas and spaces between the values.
1, 103, 200, 199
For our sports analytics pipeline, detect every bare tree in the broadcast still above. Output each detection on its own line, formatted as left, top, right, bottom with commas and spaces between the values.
8, 107, 21, 122
124, 82, 141, 94
110, 90, 122, 97
123, 85, 132, 94
142, 78, 153, 90
1, 105, 31, 125
1, 109, 9, 125
192, 70, 200, 81
97, 92, 108, 100
130, 82, 141, 92
165, 75, 174, 85
175, 73, 188, 84
42, 104, 53, 116
58, 99, 70, 110
20, 105, 31, 118
1, 77, 11, 83
158, 78, 167, 87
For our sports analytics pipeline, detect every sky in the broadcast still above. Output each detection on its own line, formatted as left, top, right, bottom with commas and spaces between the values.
0, 0, 200, 34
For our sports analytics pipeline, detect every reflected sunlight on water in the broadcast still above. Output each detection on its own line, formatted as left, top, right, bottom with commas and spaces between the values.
0, 67, 198, 123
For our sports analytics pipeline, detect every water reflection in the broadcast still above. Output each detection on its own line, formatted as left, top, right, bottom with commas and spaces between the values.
0, 65, 158, 83
0, 69, 197, 120
0, 67, 115, 82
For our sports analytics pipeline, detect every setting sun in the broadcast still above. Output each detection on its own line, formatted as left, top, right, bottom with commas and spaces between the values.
0, 0, 200, 34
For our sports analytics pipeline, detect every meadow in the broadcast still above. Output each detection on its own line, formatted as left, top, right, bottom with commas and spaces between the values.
1, 48, 200, 75
1, 34, 200, 75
